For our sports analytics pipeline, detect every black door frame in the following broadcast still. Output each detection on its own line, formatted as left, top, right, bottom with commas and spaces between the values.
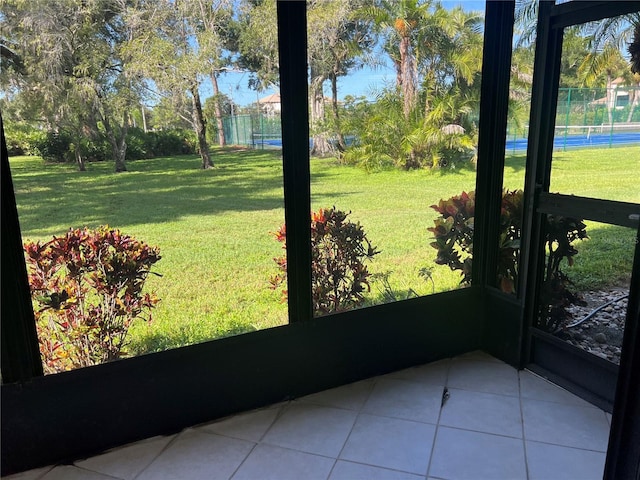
605, 221, 640, 480
519, 1, 640, 478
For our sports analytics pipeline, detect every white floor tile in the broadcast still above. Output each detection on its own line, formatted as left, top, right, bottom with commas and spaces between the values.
439, 388, 523, 438
447, 359, 520, 397
298, 379, 374, 410
198, 406, 281, 442
384, 359, 450, 387
520, 370, 597, 408
340, 413, 436, 475
363, 378, 443, 424
262, 403, 357, 457
329, 460, 423, 480
522, 398, 611, 451
429, 426, 527, 480
74, 435, 174, 480
453, 350, 503, 363
231, 444, 334, 480
41, 466, 120, 480
136, 430, 254, 480
2, 467, 53, 480
7, 351, 619, 480
526, 440, 606, 480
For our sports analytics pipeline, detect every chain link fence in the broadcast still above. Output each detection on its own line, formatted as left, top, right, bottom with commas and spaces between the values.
507, 86, 640, 153
221, 114, 282, 149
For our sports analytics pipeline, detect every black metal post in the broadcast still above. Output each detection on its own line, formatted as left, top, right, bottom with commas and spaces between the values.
518, 0, 563, 368
473, 0, 515, 289
604, 221, 640, 480
276, 0, 313, 323
1, 115, 44, 382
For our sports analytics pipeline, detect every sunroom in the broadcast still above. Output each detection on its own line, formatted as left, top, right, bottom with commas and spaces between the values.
2, 1, 639, 479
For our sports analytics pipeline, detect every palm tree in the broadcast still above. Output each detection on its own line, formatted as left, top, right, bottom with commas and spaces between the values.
353, 0, 484, 169
418, 5, 483, 120
578, 44, 628, 125
631, 23, 640, 73
516, 1, 640, 126
620, 70, 640, 123
364, 0, 435, 119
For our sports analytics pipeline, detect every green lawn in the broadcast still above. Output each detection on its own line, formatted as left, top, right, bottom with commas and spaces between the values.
10, 144, 639, 354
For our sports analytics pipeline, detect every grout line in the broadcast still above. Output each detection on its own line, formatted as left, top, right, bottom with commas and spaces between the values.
57, 464, 124, 480
431, 423, 526, 441
227, 442, 259, 480
257, 401, 290, 443
324, 455, 339, 480
222, 405, 279, 479
353, 411, 440, 427
131, 432, 182, 480
20, 465, 55, 480
329, 458, 431, 478
327, 370, 382, 479
424, 357, 453, 479
293, 385, 375, 413
521, 370, 602, 409
444, 384, 522, 399
523, 438, 609, 454
520, 394, 606, 412
332, 376, 377, 461
247, 441, 348, 461
518, 370, 531, 480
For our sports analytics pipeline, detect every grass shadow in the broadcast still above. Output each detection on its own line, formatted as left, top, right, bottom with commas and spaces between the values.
129, 321, 258, 356
11, 150, 328, 235
504, 153, 526, 174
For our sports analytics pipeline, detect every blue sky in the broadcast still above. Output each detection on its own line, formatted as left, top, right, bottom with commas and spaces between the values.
208, 0, 486, 106
209, 64, 397, 107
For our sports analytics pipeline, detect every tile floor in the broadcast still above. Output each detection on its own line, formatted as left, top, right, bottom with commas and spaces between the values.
5, 351, 613, 480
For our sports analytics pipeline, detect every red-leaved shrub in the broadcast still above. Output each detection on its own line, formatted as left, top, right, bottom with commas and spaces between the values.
24, 226, 161, 373
271, 207, 379, 316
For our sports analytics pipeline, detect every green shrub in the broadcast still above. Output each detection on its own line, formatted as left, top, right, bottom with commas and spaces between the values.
429, 190, 477, 286
83, 134, 112, 162
341, 91, 477, 171
537, 215, 588, 332
24, 226, 161, 373
125, 127, 152, 160
429, 190, 588, 331
152, 129, 196, 156
4, 122, 46, 156
34, 130, 73, 162
271, 207, 380, 316
8, 125, 198, 163
428, 189, 550, 292
181, 129, 199, 154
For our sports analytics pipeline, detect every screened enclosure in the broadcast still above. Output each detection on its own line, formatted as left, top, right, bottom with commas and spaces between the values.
2, 1, 639, 478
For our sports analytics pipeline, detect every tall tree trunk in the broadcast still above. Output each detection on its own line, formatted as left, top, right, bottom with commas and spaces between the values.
102, 113, 128, 172
73, 146, 87, 172
74, 149, 86, 172
329, 72, 346, 152
190, 86, 213, 169
606, 74, 614, 125
141, 105, 148, 133
394, 58, 402, 88
310, 69, 329, 156
626, 84, 639, 123
399, 35, 416, 120
210, 73, 226, 147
